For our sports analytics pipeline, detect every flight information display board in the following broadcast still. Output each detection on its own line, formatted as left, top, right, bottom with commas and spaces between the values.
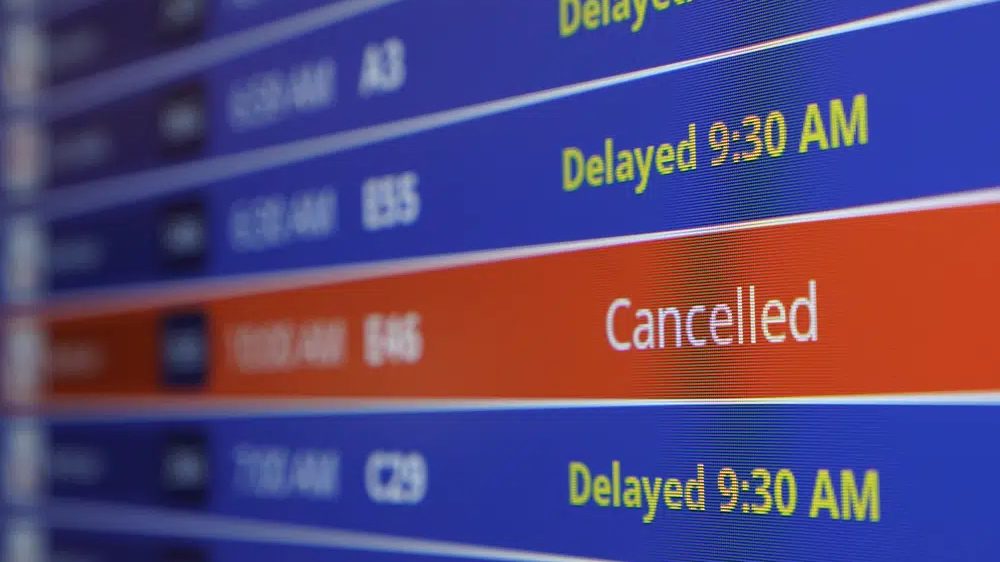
1, 1, 998, 561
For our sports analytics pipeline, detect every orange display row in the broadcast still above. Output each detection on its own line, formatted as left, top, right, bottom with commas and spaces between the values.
47, 203, 999, 401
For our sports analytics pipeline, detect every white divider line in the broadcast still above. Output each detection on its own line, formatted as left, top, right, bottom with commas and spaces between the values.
40, 0, 999, 220
41, 185, 1000, 320
43, 0, 404, 118
43, 392, 1000, 424
48, 499, 620, 562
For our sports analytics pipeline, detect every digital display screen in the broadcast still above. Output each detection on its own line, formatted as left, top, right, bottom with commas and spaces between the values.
2, 1, 998, 560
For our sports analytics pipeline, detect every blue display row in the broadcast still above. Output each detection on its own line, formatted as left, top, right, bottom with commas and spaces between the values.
44, 0, 975, 187
47, 6, 1000, 293
45, 529, 510, 562
44, 0, 398, 87
48, 404, 1000, 561
0, 525, 519, 562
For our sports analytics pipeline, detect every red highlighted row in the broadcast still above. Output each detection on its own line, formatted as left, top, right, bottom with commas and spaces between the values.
48, 203, 1000, 400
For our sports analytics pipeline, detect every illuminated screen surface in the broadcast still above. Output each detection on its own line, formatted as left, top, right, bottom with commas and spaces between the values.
1, 1, 998, 560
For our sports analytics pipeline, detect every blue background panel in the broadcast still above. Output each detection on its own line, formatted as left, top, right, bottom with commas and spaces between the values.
49, 405, 1000, 561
